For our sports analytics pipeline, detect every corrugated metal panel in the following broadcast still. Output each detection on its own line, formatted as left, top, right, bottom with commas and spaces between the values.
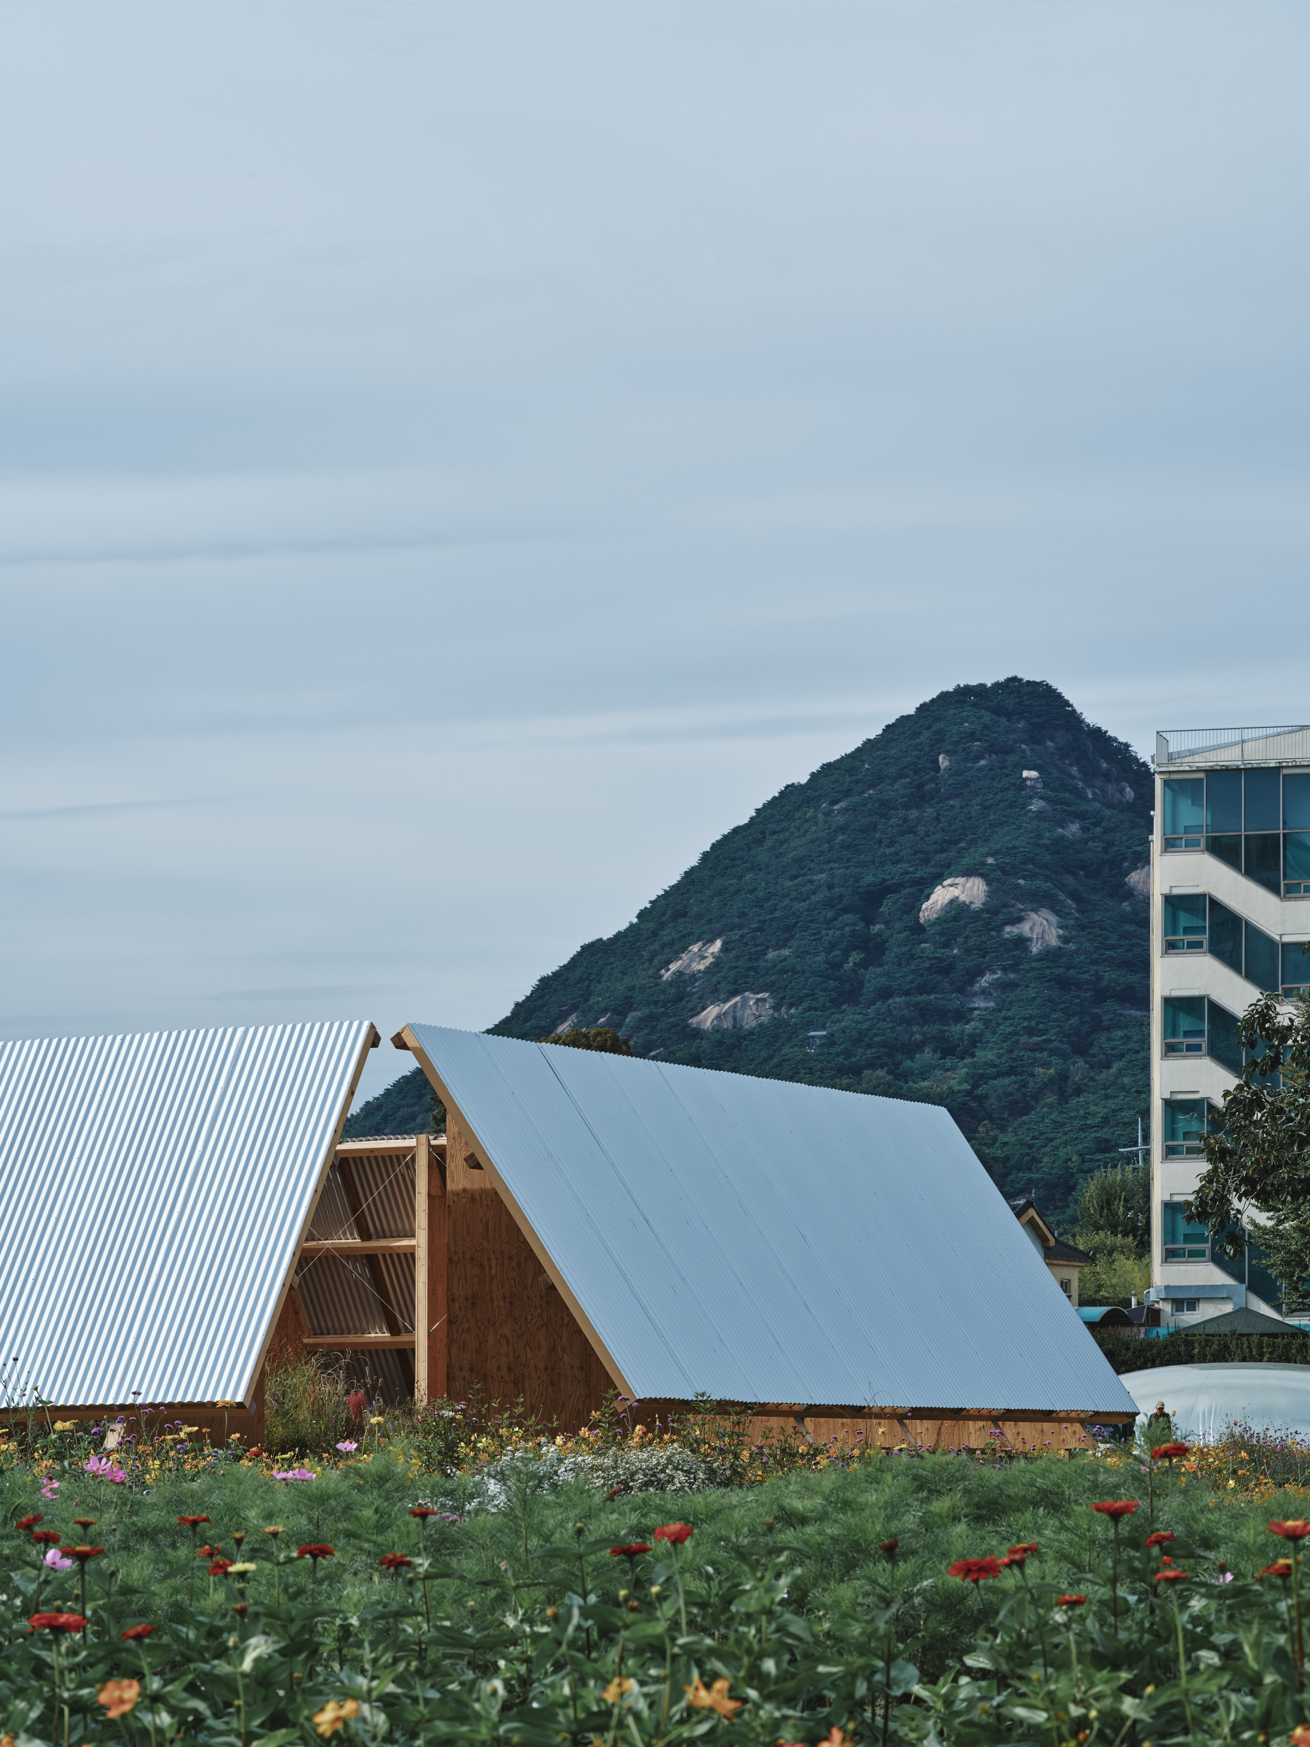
409, 1024, 1138, 1417
297, 1252, 394, 1337
347, 1150, 416, 1240
0, 1021, 374, 1408
307, 1167, 362, 1242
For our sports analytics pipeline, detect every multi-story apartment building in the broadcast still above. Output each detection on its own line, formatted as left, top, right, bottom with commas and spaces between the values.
1148, 725, 1310, 1326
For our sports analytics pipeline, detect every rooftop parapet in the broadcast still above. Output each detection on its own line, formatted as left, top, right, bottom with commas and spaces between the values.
1155, 726, 1310, 770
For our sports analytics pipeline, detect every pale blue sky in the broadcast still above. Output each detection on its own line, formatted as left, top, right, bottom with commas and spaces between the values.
2, 1, 1307, 1105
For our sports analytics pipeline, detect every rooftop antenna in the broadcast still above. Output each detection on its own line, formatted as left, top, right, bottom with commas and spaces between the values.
1119, 1116, 1149, 1171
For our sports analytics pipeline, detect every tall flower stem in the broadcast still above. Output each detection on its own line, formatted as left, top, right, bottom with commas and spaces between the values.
1110, 1520, 1121, 1637
1294, 1548, 1306, 1689
668, 1540, 688, 1639
1171, 1589, 1194, 1738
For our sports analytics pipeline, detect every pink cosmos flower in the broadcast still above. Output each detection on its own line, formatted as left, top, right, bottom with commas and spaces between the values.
43, 1549, 73, 1571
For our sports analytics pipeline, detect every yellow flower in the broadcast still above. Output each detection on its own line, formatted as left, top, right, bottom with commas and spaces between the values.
313, 1698, 360, 1737
684, 1677, 742, 1718
228, 1562, 257, 1574
604, 1677, 636, 1704
53, 1420, 78, 1432
370, 1416, 385, 1425
181, 1426, 200, 1436
98, 1680, 141, 1719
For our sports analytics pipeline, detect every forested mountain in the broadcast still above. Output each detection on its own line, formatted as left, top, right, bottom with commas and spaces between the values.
346, 677, 1152, 1222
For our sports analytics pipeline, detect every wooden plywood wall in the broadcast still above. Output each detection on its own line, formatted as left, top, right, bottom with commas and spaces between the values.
446, 1112, 613, 1430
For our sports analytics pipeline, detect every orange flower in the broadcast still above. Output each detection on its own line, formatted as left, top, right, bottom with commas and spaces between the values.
121, 1624, 156, 1640
1144, 1532, 1175, 1549
1270, 1521, 1310, 1541
1056, 1594, 1087, 1606
685, 1676, 743, 1718
1289, 1727, 1310, 1747
1261, 1561, 1294, 1580
380, 1553, 412, 1571
604, 1676, 636, 1704
1154, 1568, 1188, 1583
1089, 1501, 1139, 1518
98, 1679, 140, 1720
1151, 1442, 1189, 1461
312, 1698, 360, 1738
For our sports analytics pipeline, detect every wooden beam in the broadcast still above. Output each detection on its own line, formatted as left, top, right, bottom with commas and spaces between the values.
299, 1239, 416, 1257
303, 1336, 416, 1350
335, 1137, 443, 1157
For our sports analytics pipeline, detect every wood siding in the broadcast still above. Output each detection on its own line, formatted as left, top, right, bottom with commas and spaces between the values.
446, 1112, 611, 1429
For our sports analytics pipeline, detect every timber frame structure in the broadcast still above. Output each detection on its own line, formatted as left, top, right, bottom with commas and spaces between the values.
385, 1024, 1136, 1450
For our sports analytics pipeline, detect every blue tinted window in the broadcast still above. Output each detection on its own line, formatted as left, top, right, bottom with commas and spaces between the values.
1208, 899, 1242, 971
1245, 767, 1281, 832
1285, 773, 1310, 829
1206, 769, 1243, 833
1286, 833, 1310, 882
1162, 1203, 1209, 1252
1284, 941, 1310, 988
1208, 1001, 1243, 1075
1208, 833, 1242, 871
1163, 996, 1206, 1039
1245, 922, 1281, 991
1164, 1099, 1208, 1145
1163, 894, 1206, 937
1245, 832, 1282, 893
1164, 779, 1204, 835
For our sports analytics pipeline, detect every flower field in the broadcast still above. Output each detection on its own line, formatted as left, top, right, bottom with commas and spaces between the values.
6, 1407, 1310, 1743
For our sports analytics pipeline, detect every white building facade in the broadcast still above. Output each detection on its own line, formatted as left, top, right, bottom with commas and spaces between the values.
1149, 725, 1310, 1326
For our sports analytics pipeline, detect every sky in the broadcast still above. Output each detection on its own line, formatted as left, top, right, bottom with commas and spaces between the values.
2, 1, 1308, 1108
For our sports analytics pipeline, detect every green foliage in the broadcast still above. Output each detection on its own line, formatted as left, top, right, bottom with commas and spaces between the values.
1071, 1160, 1150, 1254
541, 1025, 635, 1054
1194, 989, 1310, 1247
341, 1069, 441, 1139
1076, 1234, 1151, 1308
1093, 1329, 1310, 1372
485, 677, 1151, 1222
4, 1449, 1310, 1742
1246, 1209, 1310, 1318
265, 1355, 365, 1456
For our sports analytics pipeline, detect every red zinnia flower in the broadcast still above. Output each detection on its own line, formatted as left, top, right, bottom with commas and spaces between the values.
1090, 1501, 1139, 1518
879, 1538, 899, 1555
654, 1522, 693, 1545
29, 1613, 87, 1634
610, 1543, 652, 1558
1056, 1594, 1087, 1606
121, 1624, 157, 1640
15, 1514, 42, 1532
1154, 1568, 1187, 1583
177, 1515, 210, 1528
947, 1557, 1003, 1584
1269, 1520, 1310, 1541
32, 1530, 61, 1546
197, 1545, 221, 1559
1261, 1560, 1294, 1579
1151, 1441, 1189, 1461
380, 1552, 412, 1570
1144, 1531, 1175, 1548
297, 1544, 335, 1561
208, 1559, 233, 1576
408, 1507, 438, 1520
1008, 1543, 1038, 1557
72, 1518, 96, 1530
61, 1545, 105, 1563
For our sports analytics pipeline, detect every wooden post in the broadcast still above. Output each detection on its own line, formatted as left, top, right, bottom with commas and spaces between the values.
413, 1134, 448, 1404
415, 1133, 429, 1403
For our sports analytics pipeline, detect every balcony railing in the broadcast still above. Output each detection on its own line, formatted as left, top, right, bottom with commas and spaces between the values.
1156, 727, 1310, 769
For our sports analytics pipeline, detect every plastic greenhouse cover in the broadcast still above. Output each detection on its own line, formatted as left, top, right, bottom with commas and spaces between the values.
1120, 1362, 1310, 1442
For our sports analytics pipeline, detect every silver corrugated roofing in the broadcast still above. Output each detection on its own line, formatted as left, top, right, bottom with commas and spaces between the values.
408, 1025, 1137, 1416
0, 1021, 375, 1409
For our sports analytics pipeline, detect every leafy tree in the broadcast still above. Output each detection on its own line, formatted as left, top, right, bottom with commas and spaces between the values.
1070, 1160, 1150, 1256
540, 1026, 634, 1055
1075, 1234, 1150, 1308
1191, 991, 1310, 1310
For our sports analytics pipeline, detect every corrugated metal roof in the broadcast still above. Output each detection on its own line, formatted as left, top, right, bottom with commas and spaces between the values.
408, 1025, 1137, 1416
0, 1021, 375, 1408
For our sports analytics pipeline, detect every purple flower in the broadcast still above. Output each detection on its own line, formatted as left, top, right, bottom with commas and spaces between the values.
335, 1441, 358, 1453
272, 1468, 317, 1481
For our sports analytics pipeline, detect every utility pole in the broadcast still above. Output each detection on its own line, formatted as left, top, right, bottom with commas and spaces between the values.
1119, 1116, 1148, 1171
